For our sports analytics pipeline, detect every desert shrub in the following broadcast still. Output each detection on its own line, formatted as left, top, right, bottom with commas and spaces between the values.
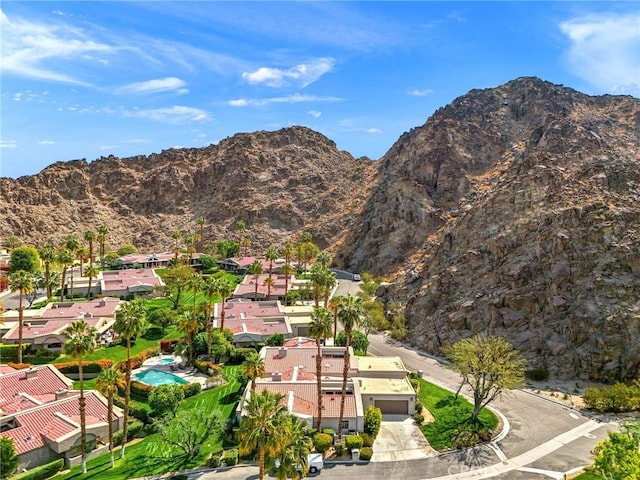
364, 405, 382, 438
160, 339, 182, 354
583, 383, 640, 413
415, 400, 423, 413
360, 433, 374, 448
227, 347, 256, 365
345, 434, 363, 450
222, 448, 238, 466
334, 444, 345, 456
266, 333, 285, 346
12, 458, 64, 480
207, 452, 222, 468
127, 419, 145, 438
358, 447, 373, 461
182, 382, 201, 398
322, 428, 335, 437
313, 433, 333, 453
413, 414, 425, 424
452, 428, 481, 449
525, 366, 549, 381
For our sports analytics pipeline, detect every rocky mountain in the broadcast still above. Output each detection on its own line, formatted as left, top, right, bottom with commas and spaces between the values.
344, 77, 639, 381
2, 77, 638, 381
0, 127, 377, 251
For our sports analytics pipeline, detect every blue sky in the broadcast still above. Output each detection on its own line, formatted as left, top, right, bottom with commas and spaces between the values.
1, 1, 638, 179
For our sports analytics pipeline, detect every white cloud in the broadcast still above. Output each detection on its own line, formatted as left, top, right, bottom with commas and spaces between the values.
38, 140, 55, 145
0, 9, 114, 85
560, 12, 640, 94
407, 88, 434, 97
13, 93, 22, 101
307, 110, 322, 118
124, 138, 151, 144
365, 128, 382, 134
117, 77, 189, 95
123, 105, 211, 123
228, 93, 342, 107
242, 57, 335, 88
0, 140, 17, 148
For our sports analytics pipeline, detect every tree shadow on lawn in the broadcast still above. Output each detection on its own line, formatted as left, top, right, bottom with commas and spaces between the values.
117, 450, 198, 479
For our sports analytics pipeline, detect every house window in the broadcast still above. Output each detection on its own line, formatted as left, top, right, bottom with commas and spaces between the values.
48, 343, 62, 349
340, 420, 349, 430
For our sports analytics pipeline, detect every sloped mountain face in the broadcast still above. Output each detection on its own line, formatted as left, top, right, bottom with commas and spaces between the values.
0, 126, 377, 251
344, 77, 640, 381
2, 78, 638, 381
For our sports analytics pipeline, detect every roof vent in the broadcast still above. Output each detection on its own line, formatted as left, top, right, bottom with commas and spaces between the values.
277, 347, 287, 358
25, 368, 38, 380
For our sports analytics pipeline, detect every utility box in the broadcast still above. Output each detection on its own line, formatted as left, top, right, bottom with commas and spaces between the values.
351, 448, 360, 461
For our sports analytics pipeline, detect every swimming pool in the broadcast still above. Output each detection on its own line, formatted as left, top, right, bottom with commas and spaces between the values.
134, 369, 188, 387
157, 358, 176, 365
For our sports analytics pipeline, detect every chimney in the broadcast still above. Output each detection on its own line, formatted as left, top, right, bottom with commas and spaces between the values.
99, 299, 107, 307
25, 367, 38, 380
277, 347, 287, 358
271, 372, 282, 382
55, 388, 68, 400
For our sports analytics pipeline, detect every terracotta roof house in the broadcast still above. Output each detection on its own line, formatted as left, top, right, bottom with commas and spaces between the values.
1, 298, 121, 351
218, 257, 281, 276
0, 365, 122, 471
237, 346, 416, 433
231, 273, 311, 302
66, 268, 165, 299
115, 252, 175, 269
213, 299, 291, 346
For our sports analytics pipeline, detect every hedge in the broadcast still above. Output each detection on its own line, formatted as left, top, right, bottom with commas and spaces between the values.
160, 339, 182, 354
130, 380, 155, 398
207, 452, 222, 468
12, 458, 64, 480
359, 447, 373, 461
113, 397, 151, 424
583, 382, 640, 413
54, 359, 113, 375
345, 434, 363, 450
112, 419, 144, 446
0, 344, 23, 362
115, 347, 159, 373
313, 433, 332, 453
360, 433, 374, 447
194, 359, 219, 375
182, 382, 201, 398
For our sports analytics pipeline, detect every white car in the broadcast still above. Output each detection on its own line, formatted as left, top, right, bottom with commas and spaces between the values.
352, 274, 361, 281
275, 453, 323, 474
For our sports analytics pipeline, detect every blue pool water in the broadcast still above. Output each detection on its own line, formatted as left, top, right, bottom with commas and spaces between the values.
134, 369, 188, 386
158, 358, 175, 365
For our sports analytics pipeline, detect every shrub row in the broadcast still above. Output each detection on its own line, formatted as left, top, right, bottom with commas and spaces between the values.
227, 347, 257, 365
345, 434, 363, 450
112, 419, 145, 446
12, 458, 64, 480
194, 359, 219, 375
313, 433, 333, 453
222, 448, 239, 466
7, 362, 33, 370
54, 359, 113, 375
130, 380, 155, 398
583, 382, 640, 413
0, 344, 23, 361
115, 347, 159, 373
182, 382, 201, 398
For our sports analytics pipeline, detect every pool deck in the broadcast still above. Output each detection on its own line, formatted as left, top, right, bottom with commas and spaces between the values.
140, 354, 209, 388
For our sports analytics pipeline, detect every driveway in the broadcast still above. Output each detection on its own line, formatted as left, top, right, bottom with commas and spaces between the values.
372, 414, 436, 462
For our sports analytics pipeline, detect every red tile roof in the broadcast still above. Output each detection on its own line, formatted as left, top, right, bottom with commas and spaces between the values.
263, 347, 352, 377
214, 299, 284, 320
225, 318, 289, 336
40, 297, 120, 318
1, 392, 109, 455
283, 337, 317, 348
0, 365, 17, 374
255, 382, 357, 419
100, 269, 163, 293
0, 365, 72, 414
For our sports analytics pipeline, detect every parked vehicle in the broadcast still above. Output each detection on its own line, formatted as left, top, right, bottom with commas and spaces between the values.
275, 453, 324, 474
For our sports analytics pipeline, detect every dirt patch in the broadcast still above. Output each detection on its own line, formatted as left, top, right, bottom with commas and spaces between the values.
416, 406, 435, 426
522, 378, 605, 409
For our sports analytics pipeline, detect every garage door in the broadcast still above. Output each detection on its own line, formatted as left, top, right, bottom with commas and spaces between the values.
297, 327, 308, 336
374, 400, 408, 414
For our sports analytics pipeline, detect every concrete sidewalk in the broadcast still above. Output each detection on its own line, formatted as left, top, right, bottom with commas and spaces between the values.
372, 415, 436, 462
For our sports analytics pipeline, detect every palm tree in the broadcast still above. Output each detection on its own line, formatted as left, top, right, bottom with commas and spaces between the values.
248, 260, 263, 300
241, 237, 252, 257
262, 277, 275, 301
8, 271, 34, 364
114, 299, 147, 459
177, 312, 200, 365
97, 224, 109, 259
57, 248, 75, 301
316, 251, 331, 268
273, 415, 313, 480
85, 266, 99, 299
183, 234, 196, 265
281, 242, 294, 266
62, 319, 98, 474
214, 277, 234, 331
309, 307, 333, 431
329, 295, 344, 339
172, 230, 182, 261
76, 246, 89, 277
84, 230, 96, 270
196, 216, 206, 245
265, 247, 278, 280
235, 219, 246, 245
237, 390, 289, 480
323, 270, 336, 308
38, 244, 56, 299
95, 368, 125, 468
280, 263, 294, 306
242, 351, 265, 391
203, 276, 218, 359
337, 294, 363, 437
310, 263, 328, 308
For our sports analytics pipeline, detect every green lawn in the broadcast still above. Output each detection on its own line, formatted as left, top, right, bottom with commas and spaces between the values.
54, 325, 181, 365
418, 379, 498, 451
573, 473, 602, 480
55, 366, 244, 480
